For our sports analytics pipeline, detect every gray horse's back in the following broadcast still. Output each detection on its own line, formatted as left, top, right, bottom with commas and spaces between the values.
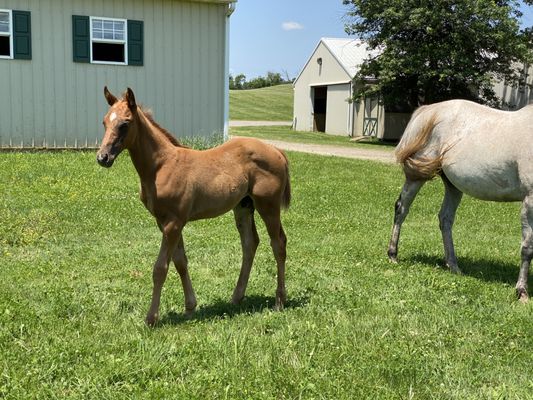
396, 100, 531, 201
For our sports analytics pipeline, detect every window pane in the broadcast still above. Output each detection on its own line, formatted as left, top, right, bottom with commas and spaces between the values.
104, 20, 113, 30
92, 19, 102, 30
103, 30, 113, 40
92, 42, 125, 63
0, 12, 9, 33
0, 36, 10, 56
93, 29, 102, 39
115, 32, 124, 41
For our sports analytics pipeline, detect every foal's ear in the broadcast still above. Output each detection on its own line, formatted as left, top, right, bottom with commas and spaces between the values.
125, 87, 137, 111
104, 86, 118, 106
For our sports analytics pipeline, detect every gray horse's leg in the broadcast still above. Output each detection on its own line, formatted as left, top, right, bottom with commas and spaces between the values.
439, 176, 463, 274
388, 178, 425, 262
517, 196, 533, 302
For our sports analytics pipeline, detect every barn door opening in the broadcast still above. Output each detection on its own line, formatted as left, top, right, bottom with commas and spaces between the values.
312, 86, 327, 132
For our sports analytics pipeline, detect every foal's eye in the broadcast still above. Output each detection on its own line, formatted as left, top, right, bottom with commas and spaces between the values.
118, 122, 129, 136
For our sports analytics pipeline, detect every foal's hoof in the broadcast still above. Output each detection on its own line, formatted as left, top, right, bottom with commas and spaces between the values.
231, 295, 244, 305
184, 305, 197, 317
274, 289, 287, 311
145, 313, 159, 327
387, 250, 398, 263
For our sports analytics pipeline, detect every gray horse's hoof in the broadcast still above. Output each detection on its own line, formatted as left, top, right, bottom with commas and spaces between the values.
517, 289, 529, 303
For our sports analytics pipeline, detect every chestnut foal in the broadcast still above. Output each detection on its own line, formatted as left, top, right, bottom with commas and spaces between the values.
97, 87, 291, 325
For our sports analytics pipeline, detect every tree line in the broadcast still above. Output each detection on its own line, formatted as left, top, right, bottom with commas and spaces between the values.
229, 71, 293, 90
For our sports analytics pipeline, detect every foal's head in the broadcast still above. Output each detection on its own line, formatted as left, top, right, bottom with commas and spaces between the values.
97, 86, 140, 168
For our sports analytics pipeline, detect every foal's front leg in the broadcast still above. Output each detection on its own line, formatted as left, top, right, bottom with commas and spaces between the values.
146, 221, 182, 326
517, 196, 533, 302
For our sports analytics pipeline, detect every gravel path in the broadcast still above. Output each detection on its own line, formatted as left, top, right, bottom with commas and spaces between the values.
232, 136, 396, 164
229, 120, 293, 127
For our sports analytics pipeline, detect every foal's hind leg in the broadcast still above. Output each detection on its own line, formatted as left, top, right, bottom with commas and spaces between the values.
255, 201, 287, 310
517, 196, 533, 302
172, 236, 197, 314
439, 176, 463, 274
231, 198, 260, 304
388, 178, 425, 262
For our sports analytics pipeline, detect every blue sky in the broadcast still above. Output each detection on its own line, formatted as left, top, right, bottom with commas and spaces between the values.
229, 1, 533, 80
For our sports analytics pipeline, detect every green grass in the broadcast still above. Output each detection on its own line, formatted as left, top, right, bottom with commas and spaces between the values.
1, 151, 533, 399
229, 84, 293, 121
231, 125, 395, 150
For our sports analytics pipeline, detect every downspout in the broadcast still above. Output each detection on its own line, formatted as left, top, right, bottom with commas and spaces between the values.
223, 2, 236, 141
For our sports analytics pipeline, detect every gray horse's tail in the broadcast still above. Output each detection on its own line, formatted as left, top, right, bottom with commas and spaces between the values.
395, 109, 443, 180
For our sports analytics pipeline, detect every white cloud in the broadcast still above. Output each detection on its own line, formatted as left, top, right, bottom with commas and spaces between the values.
282, 21, 304, 31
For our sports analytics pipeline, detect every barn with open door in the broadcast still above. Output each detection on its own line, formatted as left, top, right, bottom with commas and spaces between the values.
293, 38, 384, 137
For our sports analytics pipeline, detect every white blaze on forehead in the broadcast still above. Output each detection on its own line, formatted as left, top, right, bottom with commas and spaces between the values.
109, 112, 117, 122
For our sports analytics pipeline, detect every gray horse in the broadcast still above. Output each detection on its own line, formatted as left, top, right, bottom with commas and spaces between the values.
388, 99, 532, 301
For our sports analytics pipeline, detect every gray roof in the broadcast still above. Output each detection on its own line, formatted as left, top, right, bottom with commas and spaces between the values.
294, 38, 379, 84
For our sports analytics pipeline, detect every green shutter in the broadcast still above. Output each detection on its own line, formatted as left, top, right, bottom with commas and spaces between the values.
13, 10, 31, 60
72, 15, 89, 63
127, 20, 143, 66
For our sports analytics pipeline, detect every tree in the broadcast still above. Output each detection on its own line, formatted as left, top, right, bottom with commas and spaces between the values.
343, 0, 532, 111
233, 73, 246, 90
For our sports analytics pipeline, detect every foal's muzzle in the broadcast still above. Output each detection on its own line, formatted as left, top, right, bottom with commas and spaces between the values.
96, 151, 116, 168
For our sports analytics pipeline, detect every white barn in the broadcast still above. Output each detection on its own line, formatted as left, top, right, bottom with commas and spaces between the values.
292, 38, 399, 139
0, 0, 236, 148
294, 37, 533, 141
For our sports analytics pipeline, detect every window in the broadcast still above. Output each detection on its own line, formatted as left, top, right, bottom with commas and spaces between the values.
90, 17, 126, 64
73, 15, 143, 66
0, 9, 31, 60
0, 10, 13, 58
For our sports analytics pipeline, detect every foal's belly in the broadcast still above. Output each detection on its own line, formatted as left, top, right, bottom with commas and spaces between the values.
442, 158, 524, 202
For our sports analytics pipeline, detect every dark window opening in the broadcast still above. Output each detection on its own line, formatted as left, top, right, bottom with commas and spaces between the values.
0, 36, 10, 56
92, 42, 124, 63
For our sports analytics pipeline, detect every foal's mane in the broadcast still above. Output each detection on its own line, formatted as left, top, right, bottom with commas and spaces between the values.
140, 106, 189, 148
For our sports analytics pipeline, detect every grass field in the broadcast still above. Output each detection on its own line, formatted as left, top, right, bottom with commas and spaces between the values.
231, 125, 396, 150
229, 84, 293, 121
1, 150, 533, 399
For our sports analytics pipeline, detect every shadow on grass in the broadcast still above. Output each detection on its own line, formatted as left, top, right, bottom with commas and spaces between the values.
406, 253, 521, 287
158, 294, 309, 326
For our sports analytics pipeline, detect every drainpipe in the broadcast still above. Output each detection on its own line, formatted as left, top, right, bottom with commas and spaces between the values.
223, 2, 236, 141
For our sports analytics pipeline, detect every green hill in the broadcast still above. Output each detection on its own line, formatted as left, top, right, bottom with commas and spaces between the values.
230, 84, 293, 121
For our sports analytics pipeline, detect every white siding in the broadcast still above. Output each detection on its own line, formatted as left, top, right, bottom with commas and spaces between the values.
0, 0, 228, 147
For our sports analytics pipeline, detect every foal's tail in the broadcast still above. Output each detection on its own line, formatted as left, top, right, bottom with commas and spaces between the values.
278, 149, 292, 210
395, 109, 443, 180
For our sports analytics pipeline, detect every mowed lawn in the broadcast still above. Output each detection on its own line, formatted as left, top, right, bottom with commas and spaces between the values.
1, 151, 533, 399
229, 84, 293, 121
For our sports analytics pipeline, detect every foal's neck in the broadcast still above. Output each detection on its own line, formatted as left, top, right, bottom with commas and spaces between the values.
128, 110, 177, 180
